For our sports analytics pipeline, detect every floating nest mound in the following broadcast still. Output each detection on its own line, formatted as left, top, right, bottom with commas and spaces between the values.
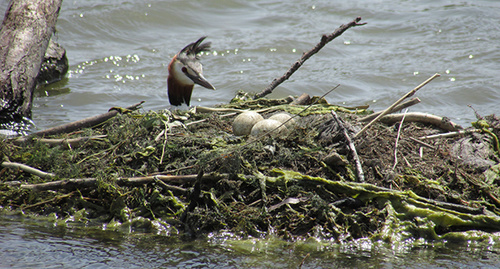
1, 96, 500, 243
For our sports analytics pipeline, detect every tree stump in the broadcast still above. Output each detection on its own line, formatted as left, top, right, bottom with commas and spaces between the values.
0, 0, 63, 123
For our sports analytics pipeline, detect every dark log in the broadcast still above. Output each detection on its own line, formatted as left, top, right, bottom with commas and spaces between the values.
32, 101, 145, 137
0, 0, 63, 122
37, 38, 68, 85
291, 93, 311, 105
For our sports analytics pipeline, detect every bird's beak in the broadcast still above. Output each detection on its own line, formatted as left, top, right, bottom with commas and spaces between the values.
186, 72, 216, 90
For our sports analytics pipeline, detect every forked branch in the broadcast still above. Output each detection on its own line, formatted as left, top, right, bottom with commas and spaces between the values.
255, 17, 366, 99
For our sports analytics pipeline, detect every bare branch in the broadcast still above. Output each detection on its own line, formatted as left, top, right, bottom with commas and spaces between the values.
255, 17, 366, 99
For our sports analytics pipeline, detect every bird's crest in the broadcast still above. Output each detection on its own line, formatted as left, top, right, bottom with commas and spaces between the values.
179, 36, 211, 60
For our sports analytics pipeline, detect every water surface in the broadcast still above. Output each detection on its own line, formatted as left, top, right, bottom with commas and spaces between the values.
2, 0, 499, 129
2, 0, 500, 267
1, 214, 499, 268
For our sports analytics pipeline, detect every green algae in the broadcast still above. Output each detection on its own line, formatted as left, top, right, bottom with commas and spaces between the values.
264, 168, 500, 241
1, 99, 500, 244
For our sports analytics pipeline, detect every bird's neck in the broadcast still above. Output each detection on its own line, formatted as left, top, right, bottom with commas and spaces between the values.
168, 74, 194, 106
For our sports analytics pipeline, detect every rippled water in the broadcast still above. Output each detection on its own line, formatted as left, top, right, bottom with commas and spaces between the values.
2, 0, 500, 130
2, 0, 500, 267
1, 214, 500, 268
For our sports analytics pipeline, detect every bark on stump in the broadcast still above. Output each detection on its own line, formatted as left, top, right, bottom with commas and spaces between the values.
0, 0, 63, 123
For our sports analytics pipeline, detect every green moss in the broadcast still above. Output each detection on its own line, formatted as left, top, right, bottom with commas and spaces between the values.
1, 99, 499, 243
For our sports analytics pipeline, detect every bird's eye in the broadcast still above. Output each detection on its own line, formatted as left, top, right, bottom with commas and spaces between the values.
181, 67, 188, 73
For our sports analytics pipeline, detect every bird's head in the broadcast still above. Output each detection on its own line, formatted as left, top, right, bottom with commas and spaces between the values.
167, 36, 215, 106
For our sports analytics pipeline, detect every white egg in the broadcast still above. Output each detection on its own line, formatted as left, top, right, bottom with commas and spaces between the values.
232, 111, 264, 136
268, 113, 295, 128
250, 119, 288, 137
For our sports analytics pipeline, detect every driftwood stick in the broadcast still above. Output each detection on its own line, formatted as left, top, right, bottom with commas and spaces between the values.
331, 110, 364, 182
119, 174, 222, 186
1, 161, 55, 179
419, 129, 481, 140
10, 178, 97, 191
379, 112, 462, 132
255, 17, 366, 99
11, 135, 107, 148
32, 101, 144, 137
354, 73, 440, 139
5, 173, 229, 191
358, 97, 421, 122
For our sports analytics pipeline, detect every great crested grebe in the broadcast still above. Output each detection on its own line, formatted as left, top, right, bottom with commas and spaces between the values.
167, 36, 215, 106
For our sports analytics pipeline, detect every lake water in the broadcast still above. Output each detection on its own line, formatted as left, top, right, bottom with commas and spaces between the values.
2, 0, 500, 267
2, 0, 500, 130
1, 214, 500, 268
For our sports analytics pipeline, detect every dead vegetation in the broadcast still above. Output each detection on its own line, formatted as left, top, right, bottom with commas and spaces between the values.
1, 95, 500, 242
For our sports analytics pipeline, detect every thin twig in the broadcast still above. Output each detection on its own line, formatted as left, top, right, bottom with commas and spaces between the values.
299, 253, 310, 269
354, 73, 440, 139
358, 97, 421, 122
255, 17, 366, 99
159, 119, 169, 165
153, 176, 187, 193
21, 192, 76, 210
419, 129, 481, 140
331, 110, 364, 181
392, 109, 408, 170
408, 137, 436, 150
1, 161, 55, 179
